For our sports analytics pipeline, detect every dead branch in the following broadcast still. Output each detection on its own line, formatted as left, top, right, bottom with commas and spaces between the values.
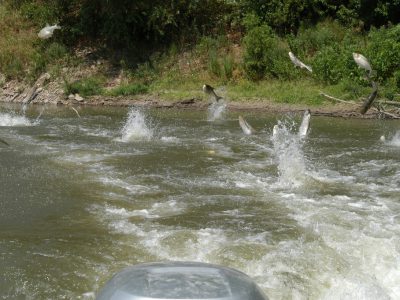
22, 73, 50, 105
377, 100, 400, 107
70, 107, 81, 118
373, 107, 400, 119
319, 92, 354, 104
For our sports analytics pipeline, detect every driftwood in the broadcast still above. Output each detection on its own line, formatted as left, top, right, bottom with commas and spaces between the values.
377, 100, 400, 107
22, 73, 50, 105
70, 107, 81, 118
373, 107, 400, 119
319, 92, 354, 104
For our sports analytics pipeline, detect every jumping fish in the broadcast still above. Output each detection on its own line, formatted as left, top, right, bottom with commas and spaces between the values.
352, 53, 372, 74
238, 116, 256, 135
288, 52, 312, 73
0, 137, 9, 146
272, 124, 279, 138
203, 84, 223, 102
298, 109, 311, 138
38, 24, 61, 39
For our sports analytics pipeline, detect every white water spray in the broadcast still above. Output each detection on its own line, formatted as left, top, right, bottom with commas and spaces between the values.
272, 120, 308, 187
207, 100, 227, 122
0, 111, 33, 126
118, 108, 154, 142
387, 131, 400, 147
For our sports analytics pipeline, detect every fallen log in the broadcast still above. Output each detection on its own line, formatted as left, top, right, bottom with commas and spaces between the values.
22, 73, 50, 105
377, 100, 400, 107
373, 107, 400, 119
319, 92, 354, 104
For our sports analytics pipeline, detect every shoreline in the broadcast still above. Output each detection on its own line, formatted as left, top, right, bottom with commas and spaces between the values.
0, 79, 390, 119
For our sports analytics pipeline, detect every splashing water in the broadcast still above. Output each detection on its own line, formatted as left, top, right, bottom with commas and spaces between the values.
272, 120, 308, 187
207, 100, 227, 122
118, 108, 154, 142
0, 111, 33, 126
387, 131, 400, 147
34, 106, 46, 124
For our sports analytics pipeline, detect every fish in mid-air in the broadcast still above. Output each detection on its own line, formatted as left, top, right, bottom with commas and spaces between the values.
238, 116, 256, 135
203, 84, 223, 102
38, 24, 61, 39
298, 109, 311, 138
352, 53, 372, 74
288, 52, 312, 73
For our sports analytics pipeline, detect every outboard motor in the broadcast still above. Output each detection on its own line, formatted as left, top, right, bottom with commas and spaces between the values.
96, 261, 268, 300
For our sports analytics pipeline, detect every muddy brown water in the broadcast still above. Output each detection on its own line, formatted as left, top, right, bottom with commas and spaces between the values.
0, 104, 399, 299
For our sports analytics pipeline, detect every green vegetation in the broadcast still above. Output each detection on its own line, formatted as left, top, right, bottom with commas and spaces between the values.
0, 0, 399, 104
64, 76, 105, 97
106, 83, 149, 97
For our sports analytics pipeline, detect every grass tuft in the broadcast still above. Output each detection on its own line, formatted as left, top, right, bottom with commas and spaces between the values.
64, 76, 105, 97
107, 83, 148, 96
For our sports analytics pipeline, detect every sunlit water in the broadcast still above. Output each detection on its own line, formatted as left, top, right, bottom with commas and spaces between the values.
1, 104, 399, 299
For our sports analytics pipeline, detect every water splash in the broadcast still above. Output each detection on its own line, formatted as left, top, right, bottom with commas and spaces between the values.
0, 111, 33, 126
33, 106, 46, 124
387, 131, 400, 147
272, 120, 308, 187
207, 100, 226, 122
118, 108, 154, 142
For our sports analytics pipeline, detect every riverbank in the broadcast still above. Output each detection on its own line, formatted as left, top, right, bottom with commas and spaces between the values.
0, 82, 382, 119
0, 77, 387, 119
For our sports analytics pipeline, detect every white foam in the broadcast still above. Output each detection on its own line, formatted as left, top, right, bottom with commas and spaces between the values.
160, 136, 180, 143
207, 100, 227, 122
387, 130, 400, 147
0, 112, 33, 126
271, 120, 308, 187
117, 108, 154, 142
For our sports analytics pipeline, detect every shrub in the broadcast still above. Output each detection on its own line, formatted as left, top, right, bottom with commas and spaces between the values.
64, 76, 105, 97
243, 21, 293, 80
366, 25, 400, 83
288, 20, 350, 56
107, 83, 148, 96
208, 48, 222, 77
44, 42, 67, 61
312, 46, 352, 84
19, 1, 59, 26
223, 54, 234, 80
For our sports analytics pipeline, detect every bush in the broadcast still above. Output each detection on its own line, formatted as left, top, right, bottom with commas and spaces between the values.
19, 1, 59, 26
288, 20, 350, 56
366, 25, 400, 83
44, 42, 67, 61
64, 76, 105, 97
107, 83, 148, 96
312, 46, 364, 85
243, 20, 293, 80
223, 54, 234, 80
208, 48, 222, 77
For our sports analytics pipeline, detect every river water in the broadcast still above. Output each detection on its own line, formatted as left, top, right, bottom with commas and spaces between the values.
0, 104, 399, 299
